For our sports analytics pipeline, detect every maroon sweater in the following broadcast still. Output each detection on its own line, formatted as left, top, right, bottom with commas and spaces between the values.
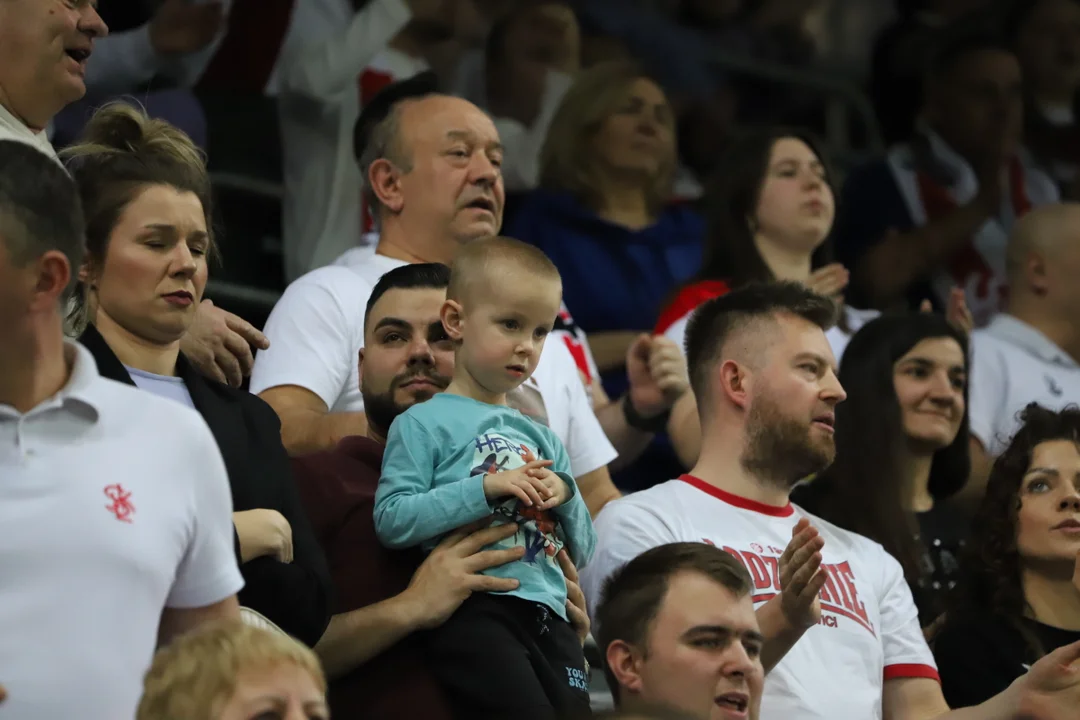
291, 437, 453, 720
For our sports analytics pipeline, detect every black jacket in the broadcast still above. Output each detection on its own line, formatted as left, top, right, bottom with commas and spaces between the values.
79, 324, 332, 647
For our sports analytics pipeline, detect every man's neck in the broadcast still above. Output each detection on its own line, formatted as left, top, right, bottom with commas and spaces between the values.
1008, 301, 1080, 365
755, 234, 812, 284
366, 425, 388, 446
1022, 568, 1080, 631
690, 425, 792, 508
376, 221, 458, 266
92, 311, 182, 377
0, 86, 47, 132
0, 318, 72, 413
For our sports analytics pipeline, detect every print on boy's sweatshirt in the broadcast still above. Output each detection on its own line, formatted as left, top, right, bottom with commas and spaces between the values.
374, 393, 597, 621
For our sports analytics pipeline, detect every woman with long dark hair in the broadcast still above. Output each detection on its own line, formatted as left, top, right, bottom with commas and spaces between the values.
655, 126, 878, 363
934, 403, 1080, 706
795, 312, 971, 625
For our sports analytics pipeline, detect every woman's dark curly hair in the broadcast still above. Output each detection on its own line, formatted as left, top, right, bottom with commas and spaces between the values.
944, 402, 1080, 659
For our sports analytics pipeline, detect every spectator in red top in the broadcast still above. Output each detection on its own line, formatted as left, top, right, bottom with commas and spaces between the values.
290, 262, 590, 719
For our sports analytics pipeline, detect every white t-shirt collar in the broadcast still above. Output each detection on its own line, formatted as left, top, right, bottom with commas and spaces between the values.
0, 102, 58, 161
986, 314, 1078, 369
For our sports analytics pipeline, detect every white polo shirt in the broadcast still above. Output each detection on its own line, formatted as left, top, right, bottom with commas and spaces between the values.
581, 475, 938, 720
970, 314, 1080, 455
250, 249, 618, 477
0, 342, 244, 720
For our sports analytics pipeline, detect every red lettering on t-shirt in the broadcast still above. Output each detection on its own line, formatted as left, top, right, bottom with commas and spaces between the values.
740, 551, 773, 591
834, 561, 871, 627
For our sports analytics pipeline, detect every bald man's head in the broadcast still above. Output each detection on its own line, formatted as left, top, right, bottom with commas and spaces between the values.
1007, 203, 1080, 286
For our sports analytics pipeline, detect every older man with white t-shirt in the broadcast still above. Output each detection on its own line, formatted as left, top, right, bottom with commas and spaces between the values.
581, 281, 1080, 720
252, 85, 639, 515
0, 142, 243, 718
965, 202, 1080, 504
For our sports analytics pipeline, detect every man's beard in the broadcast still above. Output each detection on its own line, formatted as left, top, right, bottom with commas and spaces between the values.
362, 369, 449, 439
741, 390, 835, 491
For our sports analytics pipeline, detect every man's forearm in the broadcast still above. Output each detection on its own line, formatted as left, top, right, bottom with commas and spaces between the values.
755, 596, 810, 674
279, 408, 368, 456
314, 596, 420, 681
595, 398, 654, 471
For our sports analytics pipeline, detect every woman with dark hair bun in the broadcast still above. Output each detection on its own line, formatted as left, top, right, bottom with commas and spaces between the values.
62, 103, 332, 648
794, 312, 971, 625
933, 403, 1080, 707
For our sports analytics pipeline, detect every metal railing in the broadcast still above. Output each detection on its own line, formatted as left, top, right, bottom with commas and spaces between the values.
704, 45, 884, 164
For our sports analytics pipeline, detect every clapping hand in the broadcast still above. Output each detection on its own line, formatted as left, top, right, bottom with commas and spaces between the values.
778, 518, 827, 630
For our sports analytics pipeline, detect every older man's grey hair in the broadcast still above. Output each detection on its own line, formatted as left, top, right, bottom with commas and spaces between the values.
359, 102, 417, 231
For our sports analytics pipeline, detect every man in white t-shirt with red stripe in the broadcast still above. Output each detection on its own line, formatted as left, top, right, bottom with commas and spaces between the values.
582, 281, 1080, 720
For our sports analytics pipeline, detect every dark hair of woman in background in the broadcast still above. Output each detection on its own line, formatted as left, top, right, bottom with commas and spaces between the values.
795, 312, 970, 625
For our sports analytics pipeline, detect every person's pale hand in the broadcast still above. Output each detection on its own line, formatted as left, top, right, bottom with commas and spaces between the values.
557, 549, 590, 645
527, 468, 571, 510
149, 0, 225, 56
626, 334, 686, 420
1011, 640, 1080, 719
778, 517, 827, 630
233, 508, 294, 564
648, 336, 689, 405
483, 459, 554, 506
945, 287, 974, 336
806, 263, 849, 299
180, 300, 269, 388
401, 520, 523, 630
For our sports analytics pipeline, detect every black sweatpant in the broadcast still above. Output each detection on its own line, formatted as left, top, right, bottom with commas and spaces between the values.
427, 593, 592, 720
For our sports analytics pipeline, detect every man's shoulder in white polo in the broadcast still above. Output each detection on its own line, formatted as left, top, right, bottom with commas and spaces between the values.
969, 313, 1080, 455
583, 475, 937, 720
0, 341, 243, 720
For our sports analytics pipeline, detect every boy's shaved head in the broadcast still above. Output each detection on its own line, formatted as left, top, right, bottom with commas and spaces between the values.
447, 236, 562, 304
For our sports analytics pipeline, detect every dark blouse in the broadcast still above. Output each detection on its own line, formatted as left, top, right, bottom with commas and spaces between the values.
935, 613, 1080, 707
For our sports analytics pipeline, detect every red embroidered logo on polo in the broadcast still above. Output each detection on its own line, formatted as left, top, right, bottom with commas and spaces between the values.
104, 483, 135, 523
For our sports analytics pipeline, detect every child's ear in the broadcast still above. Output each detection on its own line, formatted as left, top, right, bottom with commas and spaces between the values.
441, 299, 465, 341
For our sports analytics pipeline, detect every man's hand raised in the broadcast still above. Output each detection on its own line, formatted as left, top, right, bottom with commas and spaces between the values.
399, 520, 524, 630
778, 517, 827, 630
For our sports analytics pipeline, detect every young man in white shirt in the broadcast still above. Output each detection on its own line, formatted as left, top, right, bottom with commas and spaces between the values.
581, 281, 1080, 720
0, 0, 107, 158
966, 202, 1080, 505
0, 141, 243, 719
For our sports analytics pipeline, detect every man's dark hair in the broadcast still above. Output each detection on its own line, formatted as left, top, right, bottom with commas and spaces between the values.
0, 141, 86, 293
352, 70, 440, 164
595, 542, 753, 705
364, 262, 451, 329
926, 29, 1015, 83
683, 281, 836, 401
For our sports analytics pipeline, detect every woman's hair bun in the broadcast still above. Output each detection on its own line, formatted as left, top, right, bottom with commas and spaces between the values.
61, 101, 206, 172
